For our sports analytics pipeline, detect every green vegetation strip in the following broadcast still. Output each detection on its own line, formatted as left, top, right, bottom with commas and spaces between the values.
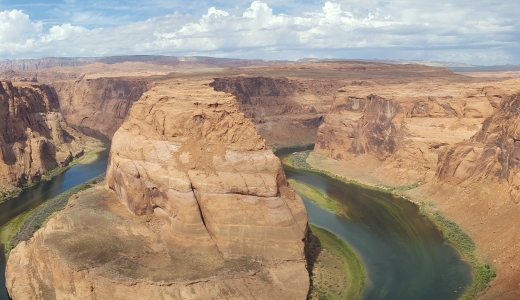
0, 174, 105, 259
285, 150, 392, 194
308, 225, 365, 300
420, 203, 496, 299
288, 179, 346, 217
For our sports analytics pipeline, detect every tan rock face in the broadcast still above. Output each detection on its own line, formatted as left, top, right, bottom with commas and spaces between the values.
52, 77, 151, 137
0, 81, 93, 190
315, 79, 520, 185
106, 79, 308, 260
312, 75, 520, 297
408, 93, 520, 299
6, 186, 309, 300
210, 76, 342, 147
6, 78, 310, 299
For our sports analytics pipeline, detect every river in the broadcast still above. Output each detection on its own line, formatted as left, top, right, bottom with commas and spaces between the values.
275, 147, 472, 300
0, 127, 110, 300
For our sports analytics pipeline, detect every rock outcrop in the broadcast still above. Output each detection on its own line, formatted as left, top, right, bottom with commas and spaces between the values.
0, 81, 94, 193
52, 78, 152, 137
311, 74, 520, 297
6, 79, 310, 299
414, 93, 520, 299
314, 79, 519, 185
210, 76, 341, 147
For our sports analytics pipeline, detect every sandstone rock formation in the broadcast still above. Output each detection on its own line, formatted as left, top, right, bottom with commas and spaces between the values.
311, 74, 520, 298
314, 79, 520, 185
211, 76, 342, 147
6, 79, 310, 299
0, 81, 95, 193
52, 77, 152, 137
414, 93, 520, 299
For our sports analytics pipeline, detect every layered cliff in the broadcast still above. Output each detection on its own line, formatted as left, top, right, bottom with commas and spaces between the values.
211, 76, 342, 146
0, 81, 94, 194
311, 77, 520, 297
52, 77, 152, 137
314, 79, 519, 185
6, 79, 310, 299
415, 93, 520, 299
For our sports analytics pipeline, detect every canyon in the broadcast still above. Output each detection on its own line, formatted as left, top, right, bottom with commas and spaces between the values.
311, 71, 520, 298
0, 81, 98, 197
3, 59, 520, 299
6, 79, 309, 299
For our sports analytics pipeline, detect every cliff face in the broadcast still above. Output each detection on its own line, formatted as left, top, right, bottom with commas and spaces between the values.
314, 79, 515, 185
52, 78, 151, 137
53, 75, 341, 145
211, 76, 342, 147
410, 93, 520, 299
6, 79, 310, 299
0, 81, 92, 191
437, 93, 520, 190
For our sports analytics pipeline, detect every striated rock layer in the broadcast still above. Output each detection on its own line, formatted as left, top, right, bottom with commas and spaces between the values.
210, 76, 342, 147
0, 81, 94, 192
53, 77, 152, 137
6, 79, 310, 299
315, 78, 520, 186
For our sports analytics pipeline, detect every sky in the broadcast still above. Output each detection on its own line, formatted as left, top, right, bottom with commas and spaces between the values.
0, 0, 518, 65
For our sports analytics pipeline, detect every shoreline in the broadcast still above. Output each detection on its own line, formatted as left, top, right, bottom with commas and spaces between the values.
307, 224, 365, 300
0, 174, 106, 259
283, 148, 495, 300
0, 141, 106, 205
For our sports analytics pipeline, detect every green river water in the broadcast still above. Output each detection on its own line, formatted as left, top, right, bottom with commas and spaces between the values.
275, 147, 472, 300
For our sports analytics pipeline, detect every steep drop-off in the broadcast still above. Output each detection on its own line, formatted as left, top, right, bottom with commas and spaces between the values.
52, 78, 152, 137
211, 76, 342, 147
6, 79, 310, 299
314, 79, 520, 185
415, 93, 520, 299
0, 81, 95, 194
312, 77, 520, 297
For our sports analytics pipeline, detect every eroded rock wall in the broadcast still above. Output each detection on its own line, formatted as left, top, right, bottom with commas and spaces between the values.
312, 77, 520, 298
0, 81, 92, 190
408, 93, 520, 299
52, 77, 151, 137
314, 79, 518, 185
211, 76, 342, 147
106, 79, 308, 260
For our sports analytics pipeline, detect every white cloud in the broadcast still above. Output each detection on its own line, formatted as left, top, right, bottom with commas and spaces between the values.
43, 24, 89, 42
0, 1, 519, 65
0, 10, 42, 44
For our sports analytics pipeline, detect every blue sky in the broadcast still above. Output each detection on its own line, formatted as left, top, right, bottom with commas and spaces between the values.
0, 0, 519, 65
